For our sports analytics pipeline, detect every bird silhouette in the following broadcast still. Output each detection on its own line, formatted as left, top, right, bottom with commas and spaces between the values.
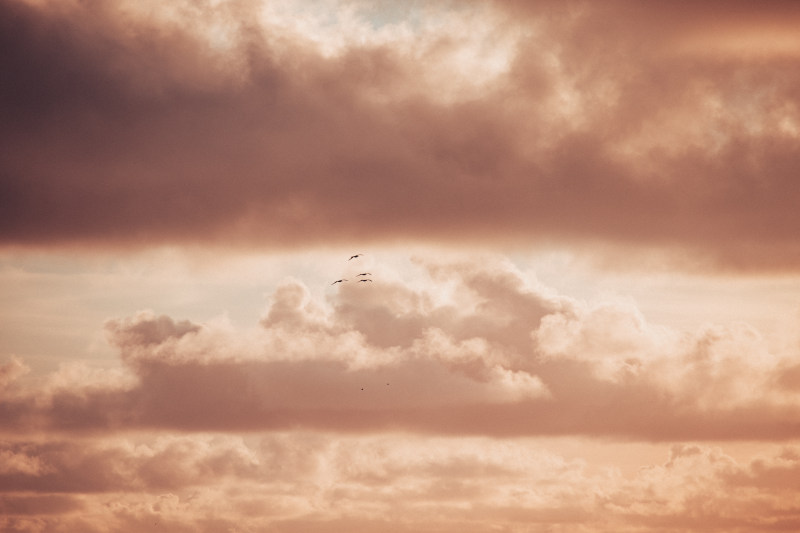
348, 254, 363, 261
356, 273, 372, 276
358, 279, 372, 282
331, 279, 348, 285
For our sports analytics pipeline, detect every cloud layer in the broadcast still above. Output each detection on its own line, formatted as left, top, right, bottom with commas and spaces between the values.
2, 435, 800, 532
2, 0, 800, 268
3, 0, 800, 529
3, 257, 799, 439
2, 255, 800, 530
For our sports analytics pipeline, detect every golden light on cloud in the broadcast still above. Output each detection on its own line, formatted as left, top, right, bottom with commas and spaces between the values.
2, 0, 800, 530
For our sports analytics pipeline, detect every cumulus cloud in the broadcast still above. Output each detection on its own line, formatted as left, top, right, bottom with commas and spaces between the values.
1, 0, 800, 268
533, 298, 679, 380
4, 2, 800, 527
1, 257, 798, 439
1, 253, 800, 530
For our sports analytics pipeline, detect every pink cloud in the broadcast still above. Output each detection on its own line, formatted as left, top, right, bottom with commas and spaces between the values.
3, 2, 800, 524
2, 434, 800, 532
1, 0, 799, 268
1, 257, 798, 440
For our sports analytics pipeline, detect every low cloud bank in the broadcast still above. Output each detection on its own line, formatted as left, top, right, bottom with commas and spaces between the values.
2, 258, 798, 439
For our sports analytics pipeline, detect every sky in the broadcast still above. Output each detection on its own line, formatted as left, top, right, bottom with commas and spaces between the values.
2, 0, 800, 531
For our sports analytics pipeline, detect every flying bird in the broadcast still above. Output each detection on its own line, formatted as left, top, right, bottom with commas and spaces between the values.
357, 273, 372, 277
331, 279, 348, 285
358, 279, 373, 282
348, 254, 363, 261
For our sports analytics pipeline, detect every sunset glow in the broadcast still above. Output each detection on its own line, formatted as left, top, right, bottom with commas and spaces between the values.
2, 1, 800, 531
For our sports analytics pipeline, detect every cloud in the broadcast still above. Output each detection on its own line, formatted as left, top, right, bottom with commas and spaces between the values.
598, 443, 800, 531
1, 0, 800, 268
533, 298, 679, 380
0, 436, 260, 494
0, 357, 28, 393
1, 256, 798, 439
2, 434, 800, 532
0, 494, 83, 517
